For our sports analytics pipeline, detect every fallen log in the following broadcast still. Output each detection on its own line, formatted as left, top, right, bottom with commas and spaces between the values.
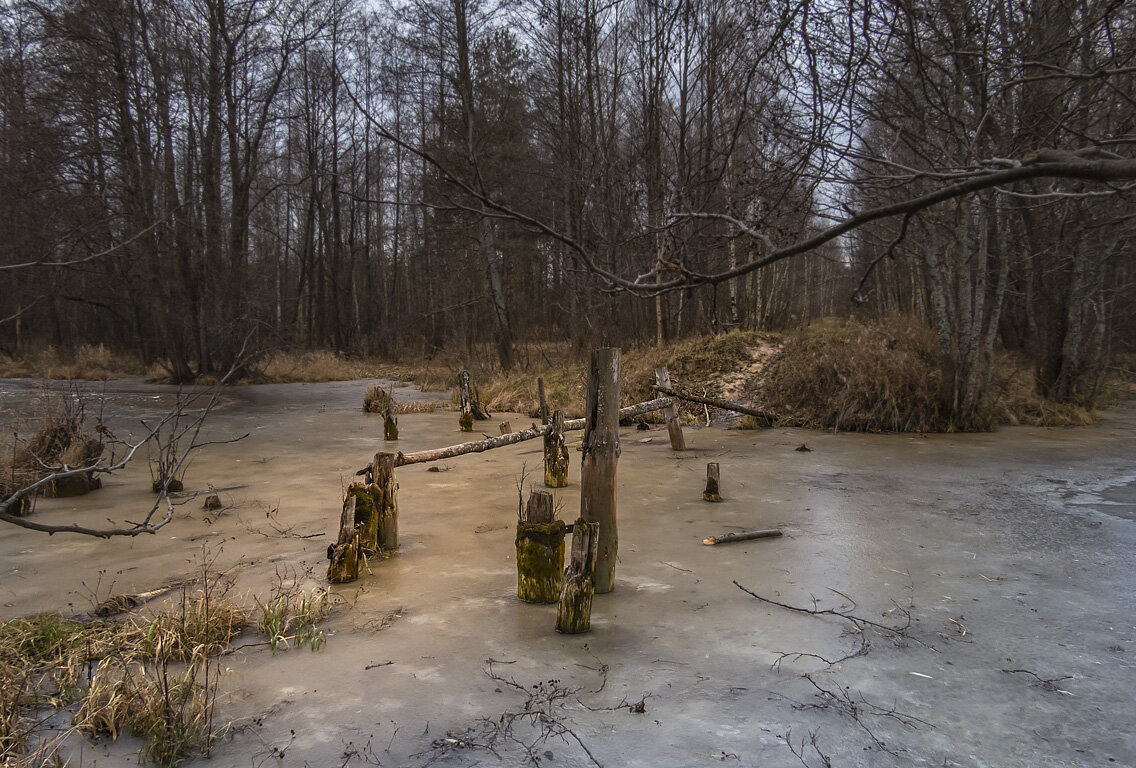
354, 397, 675, 471
654, 386, 776, 425
703, 529, 783, 546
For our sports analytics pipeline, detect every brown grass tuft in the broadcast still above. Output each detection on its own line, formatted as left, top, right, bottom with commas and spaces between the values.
754, 317, 945, 432
362, 384, 393, 414
0, 345, 142, 381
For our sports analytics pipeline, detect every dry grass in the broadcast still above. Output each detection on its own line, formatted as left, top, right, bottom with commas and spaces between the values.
0, 345, 143, 381
254, 350, 381, 383
754, 317, 945, 432
0, 575, 254, 767
362, 384, 393, 414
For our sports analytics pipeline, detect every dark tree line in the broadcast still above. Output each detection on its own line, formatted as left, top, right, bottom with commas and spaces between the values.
1, 0, 1133, 415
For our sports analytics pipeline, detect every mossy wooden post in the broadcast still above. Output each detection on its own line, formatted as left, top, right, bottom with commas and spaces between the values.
544, 410, 569, 488
655, 367, 686, 451
556, 518, 599, 633
580, 347, 620, 594
384, 409, 399, 441
516, 490, 567, 603
327, 496, 361, 583
538, 377, 550, 424
458, 369, 474, 431
703, 463, 721, 502
345, 483, 379, 553
373, 452, 399, 550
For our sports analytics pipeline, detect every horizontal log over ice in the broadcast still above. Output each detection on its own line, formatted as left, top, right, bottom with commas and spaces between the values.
654, 386, 777, 424
355, 397, 674, 472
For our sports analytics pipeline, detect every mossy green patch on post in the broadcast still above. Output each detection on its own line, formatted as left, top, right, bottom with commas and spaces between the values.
516, 521, 567, 603
459, 411, 474, 432
346, 483, 379, 554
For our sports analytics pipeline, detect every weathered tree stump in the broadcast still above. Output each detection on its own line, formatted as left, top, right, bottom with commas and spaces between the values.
384, 410, 399, 441
703, 463, 721, 502
458, 370, 474, 432
516, 490, 566, 603
345, 483, 380, 554
538, 377, 550, 424
471, 384, 491, 420
499, 421, 512, 435
152, 477, 184, 493
203, 494, 222, 511
556, 518, 599, 634
581, 347, 620, 594
372, 452, 399, 551
327, 495, 361, 583
544, 410, 569, 488
655, 367, 686, 451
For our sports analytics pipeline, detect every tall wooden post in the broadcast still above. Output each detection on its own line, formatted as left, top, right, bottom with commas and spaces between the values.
538, 377, 550, 424
373, 452, 399, 550
556, 519, 599, 633
384, 410, 399, 441
516, 490, 566, 603
544, 410, 569, 488
655, 367, 686, 451
458, 370, 473, 432
580, 347, 620, 594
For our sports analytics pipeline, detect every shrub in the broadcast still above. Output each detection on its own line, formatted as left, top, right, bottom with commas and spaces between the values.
757, 317, 945, 432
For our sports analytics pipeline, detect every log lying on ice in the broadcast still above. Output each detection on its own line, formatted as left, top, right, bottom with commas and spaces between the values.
354, 397, 675, 472
653, 386, 777, 424
702, 529, 783, 546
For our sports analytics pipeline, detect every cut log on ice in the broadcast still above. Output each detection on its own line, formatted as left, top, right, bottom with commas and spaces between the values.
327, 495, 361, 583
544, 410, 569, 488
580, 347, 620, 594
654, 386, 776, 425
703, 463, 721, 502
556, 518, 599, 634
654, 368, 686, 451
703, 529, 783, 545
516, 490, 566, 603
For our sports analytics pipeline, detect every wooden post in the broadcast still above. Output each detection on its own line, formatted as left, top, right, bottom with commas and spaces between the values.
516, 490, 566, 603
384, 410, 399, 441
556, 519, 599, 633
538, 377, 550, 425
543, 410, 569, 488
703, 463, 721, 502
345, 483, 380, 553
458, 369, 474, 431
499, 421, 512, 434
655, 367, 686, 451
580, 347, 620, 594
373, 452, 399, 550
327, 496, 361, 583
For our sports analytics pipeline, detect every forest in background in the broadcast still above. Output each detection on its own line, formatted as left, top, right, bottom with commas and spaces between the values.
0, 0, 1133, 426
